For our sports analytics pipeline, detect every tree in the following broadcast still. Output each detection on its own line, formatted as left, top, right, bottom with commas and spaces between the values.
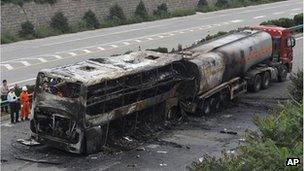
197, 0, 208, 7
216, 0, 229, 7
109, 4, 126, 21
294, 13, 303, 25
135, 0, 148, 19
83, 10, 100, 29
20, 21, 35, 36
153, 3, 168, 16
50, 12, 69, 33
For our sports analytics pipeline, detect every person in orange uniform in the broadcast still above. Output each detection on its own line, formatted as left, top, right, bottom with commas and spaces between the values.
19, 86, 30, 121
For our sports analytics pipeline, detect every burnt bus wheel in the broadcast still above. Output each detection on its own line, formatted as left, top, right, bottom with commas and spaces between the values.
278, 65, 288, 82
252, 74, 262, 93
261, 71, 270, 89
202, 99, 211, 115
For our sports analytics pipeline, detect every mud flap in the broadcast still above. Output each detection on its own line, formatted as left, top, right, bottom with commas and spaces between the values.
85, 126, 103, 154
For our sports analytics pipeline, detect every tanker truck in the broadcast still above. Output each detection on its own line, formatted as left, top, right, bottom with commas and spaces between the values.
176, 26, 295, 115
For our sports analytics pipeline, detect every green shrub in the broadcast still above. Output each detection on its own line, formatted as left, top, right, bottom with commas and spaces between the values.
135, 0, 148, 19
1, 30, 19, 44
288, 70, 303, 103
147, 47, 168, 53
83, 10, 100, 29
154, 3, 169, 16
261, 18, 295, 28
170, 9, 196, 17
34, 26, 58, 38
109, 4, 126, 22
50, 12, 69, 33
294, 13, 303, 25
19, 21, 35, 37
34, 0, 56, 4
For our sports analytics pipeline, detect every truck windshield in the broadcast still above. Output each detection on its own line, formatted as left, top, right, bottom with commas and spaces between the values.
36, 72, 81, 98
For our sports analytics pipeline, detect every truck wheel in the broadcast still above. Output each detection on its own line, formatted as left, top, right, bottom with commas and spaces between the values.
278, 65, 288, 82
252, 74, 262, 92
202, 99, 211, 115
261, 72, 270, 89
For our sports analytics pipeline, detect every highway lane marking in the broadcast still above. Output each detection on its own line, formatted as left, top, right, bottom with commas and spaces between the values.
37, 58, 47, 63
274, 12, 285, 15
134, 40, 142, 43
179, 31, 185, 33
1, 64, 14, 70
83, 49, 92, 53
291, 8, 301, 11
147, 38, 154, 40
169, 33, 175, 36
98, 47, 105, 51
21, 61, 31, 66
110, 45, 118, 48
53, 55, 63, 59
158, 35, 164, 38
254, 15, 266, 19
68, 52, 77, 56
122, 42, 130, 45
40, 24, 169, 47
230, 19, 243, 23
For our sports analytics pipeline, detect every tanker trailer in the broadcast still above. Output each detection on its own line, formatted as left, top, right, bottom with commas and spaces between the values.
177, 28, 294, 115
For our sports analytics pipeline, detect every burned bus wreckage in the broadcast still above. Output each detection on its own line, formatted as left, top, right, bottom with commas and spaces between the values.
30, 27, 295, 154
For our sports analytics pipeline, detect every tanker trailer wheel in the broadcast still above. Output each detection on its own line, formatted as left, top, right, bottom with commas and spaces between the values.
261, 71, 270, 89
278, 65, 288, 82
252, 74, 262, 93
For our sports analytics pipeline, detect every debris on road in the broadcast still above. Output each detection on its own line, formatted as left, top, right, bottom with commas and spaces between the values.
157, 150, 168, 154
136, 147, 145, 151
123, 137, 133, 142
160, 163, 167, 166
15, 156, 62, 165
220, 129, 237, 135
16, 138, 41, 146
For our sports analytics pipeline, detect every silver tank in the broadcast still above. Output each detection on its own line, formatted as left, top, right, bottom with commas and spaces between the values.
184, 29, 272, 95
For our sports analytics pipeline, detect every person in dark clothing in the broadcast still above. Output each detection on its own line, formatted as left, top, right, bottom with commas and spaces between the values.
1, 80, 9, 113
7, 88, 19, 123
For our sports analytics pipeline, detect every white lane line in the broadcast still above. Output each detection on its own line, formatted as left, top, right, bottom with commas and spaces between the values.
21, 61, 31, 66
9, 78, 36, 86
189, 29, 194, 32
1, 64, 14, 70
158, 35, 164, 38
169, 33, 175, 36
134, 40, 142, 43
37, 58, 47, 63
97, 47, 105, 51
110, 45, 118, 48
68, 52, 77, 56
274, 12, 285, 15
146, 38, 154, 40
254, 15, 266, 19
179, 31, 185, 33
53, 55, 63, 59
230, 19, 243, 23
122, 42, 130, 45
82, 49, 91, 53
291, 8, 300, 11
222, 22, 230, 25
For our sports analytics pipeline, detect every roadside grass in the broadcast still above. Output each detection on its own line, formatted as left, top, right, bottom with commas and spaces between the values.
188, 70, 303, 171
0, 0, 289, 44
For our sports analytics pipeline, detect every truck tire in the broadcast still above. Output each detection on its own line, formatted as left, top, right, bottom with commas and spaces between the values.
261, 71, 270, 89
278, 65, 288, 82
252, 74, 262, 92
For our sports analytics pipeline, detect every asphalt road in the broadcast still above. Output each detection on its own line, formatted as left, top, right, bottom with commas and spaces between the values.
1, 0, 303, 86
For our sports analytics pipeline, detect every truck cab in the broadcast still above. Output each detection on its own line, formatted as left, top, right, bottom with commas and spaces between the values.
250, 25, 296, 72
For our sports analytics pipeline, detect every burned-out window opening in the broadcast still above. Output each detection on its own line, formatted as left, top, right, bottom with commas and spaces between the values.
36, 73, 81, 98
79, 66, 96, 71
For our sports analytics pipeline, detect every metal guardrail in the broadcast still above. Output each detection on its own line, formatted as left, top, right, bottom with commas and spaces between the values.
288, 25, 303, 32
